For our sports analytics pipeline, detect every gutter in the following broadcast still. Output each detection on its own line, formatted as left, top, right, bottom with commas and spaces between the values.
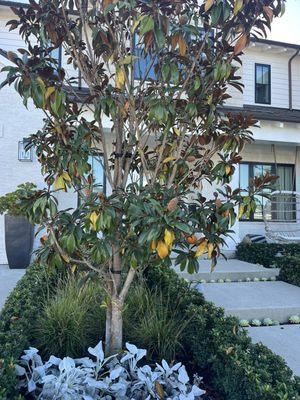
288, 48, 300, 110
0, 0, 29, 8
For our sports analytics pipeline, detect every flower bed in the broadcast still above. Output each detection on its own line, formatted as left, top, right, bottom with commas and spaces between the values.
0, 264, 299, 399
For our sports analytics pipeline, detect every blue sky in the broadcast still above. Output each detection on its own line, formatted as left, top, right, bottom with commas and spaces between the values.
267, 0, 300, 44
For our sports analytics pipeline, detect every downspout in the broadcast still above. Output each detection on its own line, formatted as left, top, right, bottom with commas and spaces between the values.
288, 48, 300, 110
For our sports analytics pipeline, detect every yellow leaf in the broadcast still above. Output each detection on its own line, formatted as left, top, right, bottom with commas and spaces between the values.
195, 240, 207, 258
178, 36, 186, 56
163, 156, 176, 164
225, 346, 234, 355
45, 86, 55, 101
61, 171, 71, 182
116, 67, 126, 89
71, 264, 77, 273
225, 165, 231, 175
90, 211, 99, 231
150, 240, 157, 251
173, 127, 181, 136
164, 229, 175, 249
204, 0, 214, 12
234, 0, 243, 15
61, 253, 70, 263
238, 204, 245, 220
207, 243, 214, 259
53, 175, 66, 191
156, 241, 169, 259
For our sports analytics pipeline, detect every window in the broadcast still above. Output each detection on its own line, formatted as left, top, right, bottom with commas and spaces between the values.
255, 64, 271, 104
50, 46, 62, 68
18, 140, 32, 162
240, 163, 294, 221
88, 155, 106, 194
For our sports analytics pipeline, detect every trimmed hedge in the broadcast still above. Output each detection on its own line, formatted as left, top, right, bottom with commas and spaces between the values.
278, 255, 300, 287
236, 242, 300, 268
0, 263, 65, 400
146, 266, 300, 400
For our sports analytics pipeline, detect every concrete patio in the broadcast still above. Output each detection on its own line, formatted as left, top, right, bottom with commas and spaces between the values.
179, 258, 300, 376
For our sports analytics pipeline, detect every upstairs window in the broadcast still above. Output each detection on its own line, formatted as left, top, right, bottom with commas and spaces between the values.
255, 64, 271, 104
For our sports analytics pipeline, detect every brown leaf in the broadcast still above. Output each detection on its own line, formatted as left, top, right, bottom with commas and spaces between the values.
234, 34, 248, 55
103, 0, 113, 8
204, 0, 214, 12
155, 381, 165, 399
167, 197, 178, 212
178, 36, 186, 56
263, 6, 274, 22
171, 33, 179, 50
144, 31, 154, 49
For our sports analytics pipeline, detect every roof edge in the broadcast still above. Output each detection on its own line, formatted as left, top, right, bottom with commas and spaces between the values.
251, 37, 300, 50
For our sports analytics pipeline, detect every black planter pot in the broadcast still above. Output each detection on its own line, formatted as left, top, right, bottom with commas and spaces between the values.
4, 214, 34, 269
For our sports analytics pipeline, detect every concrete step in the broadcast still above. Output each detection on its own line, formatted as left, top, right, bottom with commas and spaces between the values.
247, 325, 300, 376
176, 259, 279, 282
197, 281, 300, 324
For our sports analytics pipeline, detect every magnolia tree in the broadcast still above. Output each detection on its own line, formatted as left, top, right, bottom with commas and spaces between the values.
1, 0, 283, 353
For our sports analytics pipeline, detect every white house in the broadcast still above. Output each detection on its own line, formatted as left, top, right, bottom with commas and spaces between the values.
0, 0, 300, 263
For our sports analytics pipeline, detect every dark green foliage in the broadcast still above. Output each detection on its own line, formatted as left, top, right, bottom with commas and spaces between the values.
236, 242, 300, 268
146, 266, 300, 400
34, 277, 105, 358
0, 263, 65, 398
278, 255, 300, 287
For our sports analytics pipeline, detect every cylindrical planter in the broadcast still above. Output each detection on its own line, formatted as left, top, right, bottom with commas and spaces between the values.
4, 214, 34, 269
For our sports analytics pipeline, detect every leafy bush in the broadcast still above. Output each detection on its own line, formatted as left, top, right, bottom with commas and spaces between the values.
277, 255, 300, 287
0, 183, 36, 216
0, 263, 65, 399
17, 341, 205, 399
235, 242, 300, 268
34, 277, 105, 358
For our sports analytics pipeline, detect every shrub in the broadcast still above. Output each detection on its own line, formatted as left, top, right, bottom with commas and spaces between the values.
17, 341, 205, 399
0, 263, 65, 399
277, 255, 300, 287
34, 277, 105, 358
235, 242, 300, 268
124, 285, 192, 362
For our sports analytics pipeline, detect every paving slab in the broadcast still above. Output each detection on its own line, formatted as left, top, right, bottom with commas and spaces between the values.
247, 325, 300, 376
0, 264, 25, 310
197, 281, 300, 323
176, 259, 279, 282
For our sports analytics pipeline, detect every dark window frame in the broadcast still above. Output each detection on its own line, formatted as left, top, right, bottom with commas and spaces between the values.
255, 63, 271, 105
239, 161, 295, 222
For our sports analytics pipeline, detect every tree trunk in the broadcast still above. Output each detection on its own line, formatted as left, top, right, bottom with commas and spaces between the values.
105, 296, 123, 354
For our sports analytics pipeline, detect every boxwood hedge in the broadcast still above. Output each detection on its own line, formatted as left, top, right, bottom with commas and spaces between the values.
278, 255, 300, 287
235, 242, 300, 268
